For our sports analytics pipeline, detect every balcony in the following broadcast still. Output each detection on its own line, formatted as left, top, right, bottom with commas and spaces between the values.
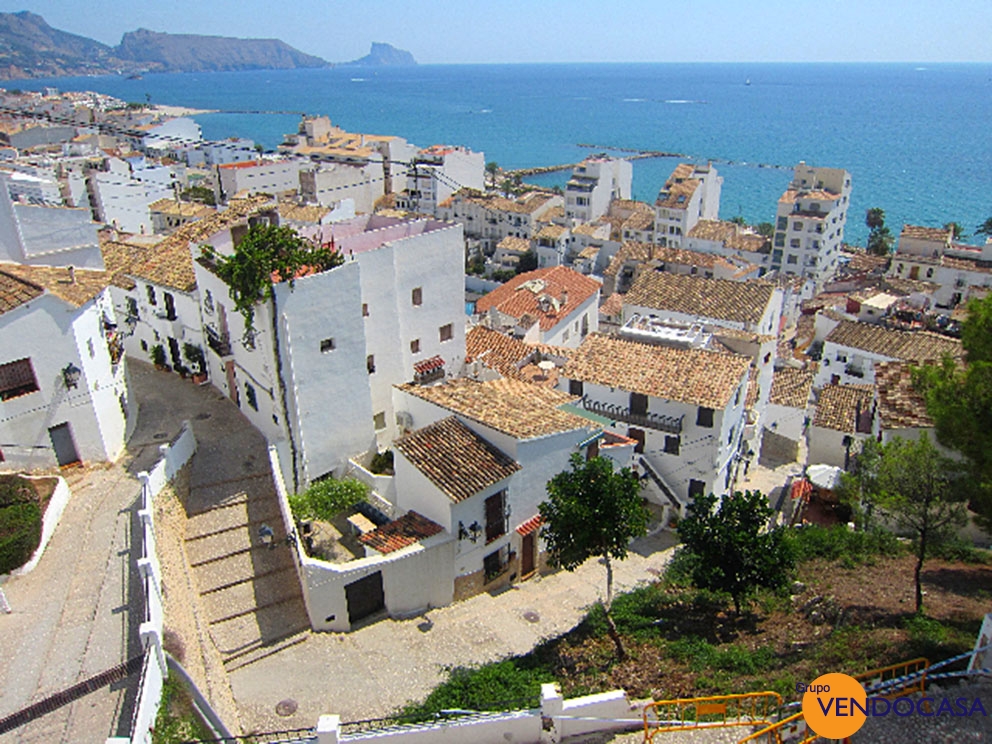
844, 365, 865, 379
581, 398, 683, 435
205, 325, 232, 358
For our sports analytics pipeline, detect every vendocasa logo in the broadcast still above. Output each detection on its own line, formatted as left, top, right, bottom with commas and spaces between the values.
799, 672, 988, 738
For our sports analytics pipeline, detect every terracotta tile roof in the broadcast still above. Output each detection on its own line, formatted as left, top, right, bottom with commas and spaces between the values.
465, 326, 533, 379
622, 210, 655, 232
396, 378, 592, 440
475, 267, 601, 332
875, 362, 934, 430
648, 244, 736, 270
813, 384, 874, 432
843, 250, 888, 274
745, 369, 760, 409
687, 220, 739, 242
536, 224, 567, 240
563, 333, 751, 409
624, 271, 775, 326
395, 417, 520, 503
578, 245, 600, 260
1, 263, 117, 307
148, 199, 215, 219
825, 320, 963, 362
599, 292, 624, 318
901, 225, 951, 243
725, 232, 771, 254
516, 514, 542, 536
778, 189, 841, 204
134, 194, 274, 291
769, 368, 814, 409
277, 202, 331, 224
496, 236, 531, 254
0, 270, 44, 316
462, 191, 555, 216
572, 222, 609, 238
656, 164, 699, 209
603, 242, 653, 278
358, 511, 444, 554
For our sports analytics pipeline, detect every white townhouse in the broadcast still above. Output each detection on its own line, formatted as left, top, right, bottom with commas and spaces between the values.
565, 157, 632, 224
0, 266, 133, 469
887, 225, 992, 309
770, 162, 852, 286
217, 159, 304, 203
761, 367, 814, 465
194, 213, 467, 490
808, 383, 875, 470
396, 145, 485, 215
814, 318, 962, 390
438, 190, 563, 253
654, 162, 722, 248
560, 333, 752, 507
393, 377, 634, 599
534, 224, 571, 268
685, 220, 772, 274
475, 266, 601, 348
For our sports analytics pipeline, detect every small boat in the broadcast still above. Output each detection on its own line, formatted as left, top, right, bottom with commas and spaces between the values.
745, 78, 751, 86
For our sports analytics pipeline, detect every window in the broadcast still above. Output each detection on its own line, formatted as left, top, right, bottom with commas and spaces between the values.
485, 490, 507, 543
410, 339, 420, 354
373, 411, 386, 430
926, 268, 934, 278
366, 355, 376, 374
764, 353, 771, 364
146, 285, 157, 306
569, 379, 584, 397
790, 239, 801, 248
688, 479, 706, 499
163, 293, 177, 321
696, 407, 714, 428
87, 339, 95, 358
202, 290, 213, 315
411, 287, 423, 306
777, 217, 788, 231
484, 545, 511, 583
362, 303, 369, 317
793, 221, 803, 231
787, 255, 798, 264
0, 358, 39, 401
774, 234, 785, 248
664, 435, 680, 455
439, 323, 453, 342
127, 296, 139, 319
630, 392, 648, 416
628, 428, 645, 454
245, 383, 258, 411
141, 340, 148, 352
320, 338, 335, 353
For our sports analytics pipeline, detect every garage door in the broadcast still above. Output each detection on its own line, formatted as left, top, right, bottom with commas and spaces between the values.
345, 571, 384, 625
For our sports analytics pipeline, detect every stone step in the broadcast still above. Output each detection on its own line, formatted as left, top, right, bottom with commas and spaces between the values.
190, 546, 295, 593
209, 596, 310, 656
200, 568, 302, 622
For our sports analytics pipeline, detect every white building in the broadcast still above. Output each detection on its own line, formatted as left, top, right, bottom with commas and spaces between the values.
300, 161, 382, 214
438, 190, 563, 253
534, 224, 571, 268
560, 333, 751, 506
0, 266, 133, 468
194, 213, 467, 489
654, 163, 722, 248
475, 266, 601, 348
88, 162, 174, 235
771, 162, 852, 286
807, 383, 874, 469
186, 138, 257, 167
133, 117, 202, 155
761, 367, 814, 465
217, 159, 303, 202
887, 225, 992, 308
564, 157, 632, 224
397, 145, 485, 215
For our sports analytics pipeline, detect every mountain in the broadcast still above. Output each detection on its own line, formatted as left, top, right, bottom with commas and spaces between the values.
346, 42, 416, 67
0, 11, 120, 79
0, 11, 329, 79
116, 29, 328, 73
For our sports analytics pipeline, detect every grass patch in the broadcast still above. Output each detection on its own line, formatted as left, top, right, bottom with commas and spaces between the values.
791, 525, 902, 565
153, 676, 212, 744
0, 475, 42, 574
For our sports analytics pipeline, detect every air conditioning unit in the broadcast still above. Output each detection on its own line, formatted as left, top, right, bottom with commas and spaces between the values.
395, 411, 413, 429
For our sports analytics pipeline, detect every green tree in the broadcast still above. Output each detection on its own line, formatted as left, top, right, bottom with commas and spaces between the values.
975, 217, 992, 239
866, 207, 886, 231
872, 435, 968, 613
485, 161, 499, 189
180, 185, 216, 206
914, 294, 992, 528
500, 178, 515, 198
865, 207, 894, 256
539, 454, 648, 658
729, 215, 746, 226
515, 251, 539, 274
837, 437, 883, 530
756, 222, 775, 238
202, 225, 343, 333
676, 490, 795, 615
944, 222, 966, 241
289, 477, 369, 523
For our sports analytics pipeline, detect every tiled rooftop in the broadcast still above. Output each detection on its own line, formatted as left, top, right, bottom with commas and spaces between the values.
496, 236, 531, 254
536, 224, 567, 240
465, 325, 533, 379
813, 383, 874, 432
901, 225, 952, 243
825, 320, 963, 362
397, 378, 592, 440
0, 270, 44, 316
875, 362, 934, 431
599, 292, 624, 318
563, 333, 751, 409
358, 511, 444, 554
624, 271, 775, 326
148, 198, 215, 219
687, 220, 739, 243
395, 417, 520, 503
778, 188, 841, 204
277, 202, 331, 224
0, 263, 124, 308
622, 210, 655, 232
475, 267, 601, 331
769, 368, 815, 409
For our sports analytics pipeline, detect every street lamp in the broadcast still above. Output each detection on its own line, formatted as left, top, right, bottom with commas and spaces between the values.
458, 520, 482, 543
62, 363, 82, 390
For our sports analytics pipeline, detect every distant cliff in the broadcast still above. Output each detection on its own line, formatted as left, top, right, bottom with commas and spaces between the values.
0, 11, 330, 79
346, 42, 417, 67
116, 29, 328, 73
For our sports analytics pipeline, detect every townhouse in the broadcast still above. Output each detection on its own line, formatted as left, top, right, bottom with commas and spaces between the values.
654, 162, 722, 248
887, 225, 992, 308
808, 383, 874, 469
564, 157, 632, 224
438, 189, 563, 253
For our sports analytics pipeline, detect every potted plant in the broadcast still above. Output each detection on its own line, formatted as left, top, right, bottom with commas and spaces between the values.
183, 343, 207, 384
149, 344, 168, 371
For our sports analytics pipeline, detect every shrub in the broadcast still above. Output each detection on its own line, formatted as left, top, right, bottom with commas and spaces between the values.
790, 524, 902, 564
924, 534, 991, 564
369, 450, 394, 475
0, 475, 34, 507
0, 500, 42, 574
399, 661, 548, 721
289, 477, 368, 523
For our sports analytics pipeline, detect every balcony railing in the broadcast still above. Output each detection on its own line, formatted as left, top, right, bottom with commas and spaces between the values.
205, 326, 232, 358
581, 398, 684, 435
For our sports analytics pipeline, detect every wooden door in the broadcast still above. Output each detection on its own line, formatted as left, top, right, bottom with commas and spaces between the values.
49, 422, 80, 466
521, 532, 536, 577
345, 571, 385, 625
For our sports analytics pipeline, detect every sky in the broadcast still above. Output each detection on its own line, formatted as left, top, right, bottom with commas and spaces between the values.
2, 0, 991, 64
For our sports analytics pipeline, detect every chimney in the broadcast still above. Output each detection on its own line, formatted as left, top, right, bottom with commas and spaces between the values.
561, 290, 569, 307
67, 265, 76, 284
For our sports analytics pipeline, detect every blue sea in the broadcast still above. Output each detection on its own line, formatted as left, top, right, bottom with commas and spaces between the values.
17, 63, 992, 246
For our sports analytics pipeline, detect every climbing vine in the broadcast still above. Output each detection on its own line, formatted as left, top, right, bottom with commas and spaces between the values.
202, 224, 343, 333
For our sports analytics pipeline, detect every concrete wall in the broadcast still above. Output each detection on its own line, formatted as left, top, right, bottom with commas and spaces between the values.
13, 475, 69, 575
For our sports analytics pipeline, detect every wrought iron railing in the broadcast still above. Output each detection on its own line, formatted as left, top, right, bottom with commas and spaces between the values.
581, 398, 684, 435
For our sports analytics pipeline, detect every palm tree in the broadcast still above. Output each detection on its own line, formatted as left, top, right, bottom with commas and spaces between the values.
485, 161, 499, 190
976, 217, 992, 240
865, 207, 886, 232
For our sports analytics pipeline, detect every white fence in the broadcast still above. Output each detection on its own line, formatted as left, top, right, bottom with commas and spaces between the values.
307, 684, 644, 744
112, 421, 197, 744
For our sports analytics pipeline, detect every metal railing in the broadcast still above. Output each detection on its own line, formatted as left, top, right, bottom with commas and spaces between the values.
581, 398, 683, 435
643, 692, 783, 743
